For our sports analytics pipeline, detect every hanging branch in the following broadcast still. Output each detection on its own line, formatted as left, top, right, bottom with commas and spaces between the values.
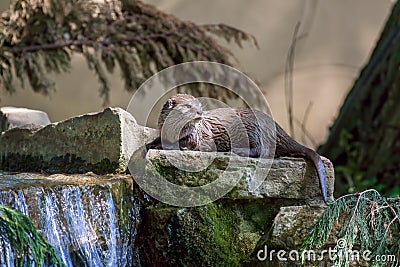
0, 0, 257, 104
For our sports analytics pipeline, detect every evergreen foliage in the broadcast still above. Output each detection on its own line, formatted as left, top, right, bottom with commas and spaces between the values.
302, 189, 400, 266
0, 0, 257, 104
0, 205, 64, 266
319, 1, 400, 197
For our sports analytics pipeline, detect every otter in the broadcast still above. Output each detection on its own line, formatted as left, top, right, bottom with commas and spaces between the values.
146, 94, 328, 203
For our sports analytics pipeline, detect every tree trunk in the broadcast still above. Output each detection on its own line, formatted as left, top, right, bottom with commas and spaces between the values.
319, 2, 400, 196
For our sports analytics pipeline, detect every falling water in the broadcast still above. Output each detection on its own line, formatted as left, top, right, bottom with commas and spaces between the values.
0, 172, 141, 267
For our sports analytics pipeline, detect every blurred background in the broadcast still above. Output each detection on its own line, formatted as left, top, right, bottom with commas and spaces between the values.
0, 0, 395, 149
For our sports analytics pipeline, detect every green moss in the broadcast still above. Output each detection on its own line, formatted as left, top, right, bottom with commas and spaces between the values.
137, 202, 253, 266
109, 178, 136, 231
0, 153, 121, 174
150, 159, 220, 187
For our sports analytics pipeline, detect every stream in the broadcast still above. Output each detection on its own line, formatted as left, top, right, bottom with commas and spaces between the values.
0, 172, 140, 267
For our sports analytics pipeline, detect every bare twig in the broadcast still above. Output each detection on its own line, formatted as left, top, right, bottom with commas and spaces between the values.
285, 22, 307, 138
300, 101, 313, 144
294, 118, 318, 148
335, 189, 400, 228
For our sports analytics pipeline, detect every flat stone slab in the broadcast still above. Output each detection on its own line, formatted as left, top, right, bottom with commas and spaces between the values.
0, 106, 51, 132
0, 107, 158, 174
141, 149, 334, 203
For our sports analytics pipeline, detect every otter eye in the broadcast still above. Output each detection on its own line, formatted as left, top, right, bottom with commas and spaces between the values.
185, 104, 192, 109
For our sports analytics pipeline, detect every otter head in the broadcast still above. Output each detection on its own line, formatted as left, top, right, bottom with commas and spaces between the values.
158, 94, 203, 129
158, 94, 203, 142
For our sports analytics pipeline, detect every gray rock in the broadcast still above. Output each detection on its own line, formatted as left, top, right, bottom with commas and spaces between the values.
0, 106, 51, 132
270, 205, 327, 249
143, 149, 334, 203
0, 107, 158, 173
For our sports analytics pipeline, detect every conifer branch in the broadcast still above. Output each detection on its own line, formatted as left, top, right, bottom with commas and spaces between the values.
0, 205, 64, 266
0, 0, 258, 104
302, 189, 400, 266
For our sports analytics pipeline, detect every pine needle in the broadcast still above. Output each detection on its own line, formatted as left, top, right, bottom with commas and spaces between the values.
301, 190, 400, 266
0, 205, 64, 267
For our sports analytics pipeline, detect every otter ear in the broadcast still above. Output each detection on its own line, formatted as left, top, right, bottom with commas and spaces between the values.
166, 99, 176, 108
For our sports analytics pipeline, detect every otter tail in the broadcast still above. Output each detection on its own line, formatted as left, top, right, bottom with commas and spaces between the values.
303, 147, 328, 203
275, 124, 328, 203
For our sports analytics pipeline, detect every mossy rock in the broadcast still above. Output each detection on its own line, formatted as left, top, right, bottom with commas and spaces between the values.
136, 202, 255, 266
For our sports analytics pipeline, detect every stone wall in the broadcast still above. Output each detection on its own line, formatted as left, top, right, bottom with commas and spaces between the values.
0, 107, 335, 266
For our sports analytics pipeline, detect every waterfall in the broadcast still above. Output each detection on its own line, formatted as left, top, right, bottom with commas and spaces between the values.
0, 172, 140, 267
